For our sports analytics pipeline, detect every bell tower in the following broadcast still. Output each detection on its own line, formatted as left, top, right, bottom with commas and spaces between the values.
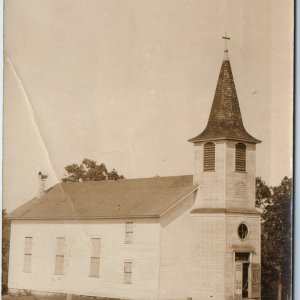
189, 35, 260, 212
189, 37, 262, 300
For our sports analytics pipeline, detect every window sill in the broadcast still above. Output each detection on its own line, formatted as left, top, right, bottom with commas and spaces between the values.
125, 241, 133, 244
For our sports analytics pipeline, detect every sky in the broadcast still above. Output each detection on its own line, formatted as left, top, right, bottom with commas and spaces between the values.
3, 0, 294, 212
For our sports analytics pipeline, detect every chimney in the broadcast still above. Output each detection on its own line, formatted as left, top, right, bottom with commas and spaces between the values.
38, 171, 48, 198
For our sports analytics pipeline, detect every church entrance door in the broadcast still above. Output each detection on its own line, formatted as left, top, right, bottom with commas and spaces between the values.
234, 252, 250, 300
242, 262, 250, 298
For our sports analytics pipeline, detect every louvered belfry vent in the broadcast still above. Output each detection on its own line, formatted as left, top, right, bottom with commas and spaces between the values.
235, 143, 246, 172
203, 142, 215, 171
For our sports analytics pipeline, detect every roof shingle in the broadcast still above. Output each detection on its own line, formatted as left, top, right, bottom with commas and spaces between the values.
189, 55, 260, 144
8, 175, 197, 220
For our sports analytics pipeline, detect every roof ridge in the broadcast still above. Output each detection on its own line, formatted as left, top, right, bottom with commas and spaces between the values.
60, 174, 193, 184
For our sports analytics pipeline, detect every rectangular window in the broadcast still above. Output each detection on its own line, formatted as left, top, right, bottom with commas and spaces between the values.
124, 261, 132, 284
89, 238, 101, 277
55, 237, 65, 275
24, 237, 32, 273
125, 222, 133, 243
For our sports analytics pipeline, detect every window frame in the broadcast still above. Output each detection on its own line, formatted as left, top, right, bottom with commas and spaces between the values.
125, 222, 134, 244
123, 260, 133, 284
235, 142, 247, 172
23, 237, 33, 273
203, 142, 216, 172
55, 237, 65, 275
89, 238, 101, 277
237, 223, 249, 241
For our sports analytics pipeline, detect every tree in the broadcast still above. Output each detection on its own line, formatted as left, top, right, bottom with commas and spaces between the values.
2, 209, 11, 295
62, 158, 124, 182
256, 177, 293, 300
255, 177, 272, 209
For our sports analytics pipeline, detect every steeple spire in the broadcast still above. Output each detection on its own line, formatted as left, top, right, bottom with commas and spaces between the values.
189, 42, 260, 144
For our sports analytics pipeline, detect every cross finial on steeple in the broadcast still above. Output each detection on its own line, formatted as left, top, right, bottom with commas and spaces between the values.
222, 33, 230, 60
222, 33, 230, 52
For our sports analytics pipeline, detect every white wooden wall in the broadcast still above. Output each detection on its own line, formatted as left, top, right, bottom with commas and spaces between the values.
8, 218, 160, 300
159, 193, 195, 300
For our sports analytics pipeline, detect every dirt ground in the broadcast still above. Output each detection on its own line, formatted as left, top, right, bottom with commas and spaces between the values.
2, 296, 65, 300
2, 295, 121, 300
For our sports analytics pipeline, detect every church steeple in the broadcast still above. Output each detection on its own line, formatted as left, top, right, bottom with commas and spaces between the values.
189, 39, 260, 144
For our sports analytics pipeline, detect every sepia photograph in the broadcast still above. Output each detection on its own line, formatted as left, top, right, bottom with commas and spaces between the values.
2, 1, 294, 300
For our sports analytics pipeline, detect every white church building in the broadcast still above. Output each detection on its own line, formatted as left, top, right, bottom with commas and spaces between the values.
7, 47, 261, 300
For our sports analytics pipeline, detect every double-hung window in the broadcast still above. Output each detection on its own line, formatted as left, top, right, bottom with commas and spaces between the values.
89, 238, 101, 277
24, 237, 32, 273
55, 237, 65, 275
125, 222, 133, 243
124, 261, 133, 284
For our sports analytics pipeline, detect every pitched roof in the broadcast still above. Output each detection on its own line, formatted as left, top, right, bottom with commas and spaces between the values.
7, 175, 197, 220
189, 52, 260, 144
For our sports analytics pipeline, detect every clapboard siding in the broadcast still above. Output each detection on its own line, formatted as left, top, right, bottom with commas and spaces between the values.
8, 219, 160, 300
191, 214, 226, 300
159, 193, 195, 300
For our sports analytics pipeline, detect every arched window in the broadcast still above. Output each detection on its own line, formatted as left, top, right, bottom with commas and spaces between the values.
235, 143, 246, 172
203, 142, 215, 171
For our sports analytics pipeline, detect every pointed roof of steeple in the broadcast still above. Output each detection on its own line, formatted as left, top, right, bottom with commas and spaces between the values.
189, 45, 260, 144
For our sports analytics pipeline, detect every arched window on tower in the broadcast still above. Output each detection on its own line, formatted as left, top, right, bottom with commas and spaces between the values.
235, 143, 246, 172
203, 142, 215, 171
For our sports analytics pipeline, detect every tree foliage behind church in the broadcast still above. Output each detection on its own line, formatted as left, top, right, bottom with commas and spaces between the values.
256, 177, 292, 300
62, 158, 124, 182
